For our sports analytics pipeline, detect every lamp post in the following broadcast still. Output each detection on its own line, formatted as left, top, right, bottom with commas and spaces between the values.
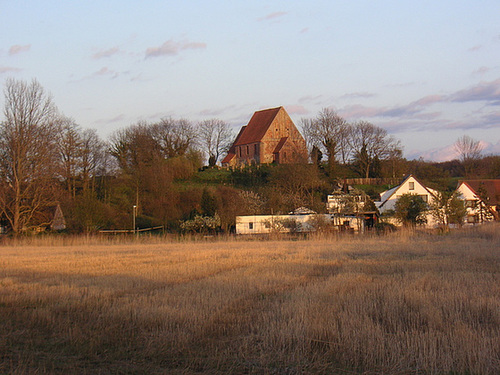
133, 205, 137, 236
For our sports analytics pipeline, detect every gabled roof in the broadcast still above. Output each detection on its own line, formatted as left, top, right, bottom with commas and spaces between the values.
234, 107, 282, 146
221, 126, 246, 164
273, 137, 288, 154
221, 152, 235, 164
377, 174, 437, 209
458, 179, 500, 205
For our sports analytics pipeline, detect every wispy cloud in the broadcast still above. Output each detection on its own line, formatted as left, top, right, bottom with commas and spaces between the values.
480, 111, 500, 128
334, 81, 500, 136
451, 78, 500, 104
9, 44, 31, 55
0, 66, 22, 74
258, 11, 288, 21
145, 39, 206, 58
340, 92, 375, 100
92, 47, 120, 59
468, 45, 482, 52
95, 114, 126, 125
298, 94, 324, 104
285, 105, 309, 115
92, 67, 118, 78
199, 105, 236, 117
339, 104, 383, 119
472, 66, 490, 76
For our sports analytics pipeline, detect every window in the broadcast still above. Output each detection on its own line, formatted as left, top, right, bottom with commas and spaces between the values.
254, 144, 258, 154
249, 222, 253, 230
418, 195, 428, 203
246, 145, 249, 155
465, 200, 476, 208
409, 182, 415, 190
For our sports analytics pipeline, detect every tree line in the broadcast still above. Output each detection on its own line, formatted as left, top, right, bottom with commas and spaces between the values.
0, 78, 498, 236
301, 108, 403, 179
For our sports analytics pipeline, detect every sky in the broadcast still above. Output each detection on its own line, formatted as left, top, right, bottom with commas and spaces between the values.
1, 1, 499, 161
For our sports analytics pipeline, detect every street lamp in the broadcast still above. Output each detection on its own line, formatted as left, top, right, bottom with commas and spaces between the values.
133, 205, 137, 236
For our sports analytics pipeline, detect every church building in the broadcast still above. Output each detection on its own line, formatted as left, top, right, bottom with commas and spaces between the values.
221, 106, 308, 167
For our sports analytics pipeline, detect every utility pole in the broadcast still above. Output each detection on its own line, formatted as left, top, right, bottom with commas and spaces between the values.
133, 205, 137, 236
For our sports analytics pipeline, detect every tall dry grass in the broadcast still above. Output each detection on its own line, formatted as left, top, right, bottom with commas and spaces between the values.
0, 225, 499, 374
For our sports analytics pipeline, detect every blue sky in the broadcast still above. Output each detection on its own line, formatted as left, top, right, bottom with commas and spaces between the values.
1, 1, 499, 160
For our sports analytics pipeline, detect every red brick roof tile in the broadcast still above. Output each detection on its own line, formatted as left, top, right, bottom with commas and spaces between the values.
234, 107, 281, 146
460, 179, 500, 205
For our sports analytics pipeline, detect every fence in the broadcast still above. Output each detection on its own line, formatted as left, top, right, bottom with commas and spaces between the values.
344, 178, 400, 185
99, 226, 164, 234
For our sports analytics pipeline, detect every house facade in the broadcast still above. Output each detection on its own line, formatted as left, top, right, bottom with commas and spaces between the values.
221, 107, 308, 167
235, 213, 365, 235
327, 182, 378, 229
376, 175, 438, 227
456, 180, 500, 223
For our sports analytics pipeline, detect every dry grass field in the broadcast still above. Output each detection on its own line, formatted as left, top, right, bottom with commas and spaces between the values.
1, 226, 499, 374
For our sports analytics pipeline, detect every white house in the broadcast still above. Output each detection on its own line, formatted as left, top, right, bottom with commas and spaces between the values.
456, 180, 500, 224
235, 210, 365, 235
376, 175, 439, 227
327, 185, 368, 214
327, 183, 377, 229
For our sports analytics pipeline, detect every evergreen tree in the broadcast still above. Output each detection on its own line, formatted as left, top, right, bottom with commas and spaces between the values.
201, 188, 217, 217
395, 193, 428, 227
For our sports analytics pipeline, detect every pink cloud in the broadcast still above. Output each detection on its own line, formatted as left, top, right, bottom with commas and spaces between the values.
412, 95, 444, 106
339, 104, 385, 118
145, 39, 206, 58
472, 66, 490, 76
0, 66, 22, 74
259, 11, 288, 21
9, 44, 31, 55
90, 67, 119, 80
468, 45, 482, 52
451, 78, 500, 104
340, 92, 375, 100
95, 114, 126, 125
285, 105, 309, 115
92, 47, 120, 59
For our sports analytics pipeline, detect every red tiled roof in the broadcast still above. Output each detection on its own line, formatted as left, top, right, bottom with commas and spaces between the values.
234, 107, 281, 146
460, 179, 500, 205
273, 137, 288, 154
221, 152, 235, 164
221, 126, 247, 164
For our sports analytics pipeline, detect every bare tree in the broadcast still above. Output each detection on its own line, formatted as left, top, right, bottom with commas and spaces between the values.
349, 121, 402, 178
57, 117, 81, 198
153, 118, 197, 158
80, 128, 107, 192
109, 122, 158, 173
301, 108, 349, 175
454, 135, 483, 177
0, 78, 60, 235
198, 118, 233, 166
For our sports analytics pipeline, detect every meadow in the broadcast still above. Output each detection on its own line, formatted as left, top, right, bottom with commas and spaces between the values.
1, 226, 499, 374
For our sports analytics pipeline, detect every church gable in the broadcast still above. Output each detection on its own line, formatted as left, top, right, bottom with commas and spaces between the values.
223, 106, 307, 166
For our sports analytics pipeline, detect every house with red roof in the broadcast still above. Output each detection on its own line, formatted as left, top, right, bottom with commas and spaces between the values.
456, 179, 500, 223
221, 107, 308, 167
